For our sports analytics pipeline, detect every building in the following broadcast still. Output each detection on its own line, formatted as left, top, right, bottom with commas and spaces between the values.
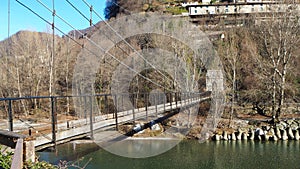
181, 1, 295, 16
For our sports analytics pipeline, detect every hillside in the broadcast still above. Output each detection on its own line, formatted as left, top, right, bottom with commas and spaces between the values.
105, 0, 188, 19
0, 1, 300, 121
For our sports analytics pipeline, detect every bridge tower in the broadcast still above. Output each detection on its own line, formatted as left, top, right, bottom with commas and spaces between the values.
206, 70, 224, 92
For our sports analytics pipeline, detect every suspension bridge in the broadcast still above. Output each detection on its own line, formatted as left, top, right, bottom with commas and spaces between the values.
0, 67, 224, 149
0, 88, 222, 167
0, 0, 226, 168
0, 91, 210, 147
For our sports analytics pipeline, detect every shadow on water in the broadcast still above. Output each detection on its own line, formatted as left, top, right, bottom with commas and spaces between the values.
37, 141, 100, 164
38, 140, 300, 169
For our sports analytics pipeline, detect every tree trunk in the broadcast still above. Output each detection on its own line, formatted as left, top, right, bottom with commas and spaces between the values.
229, 64, 236, 128
271, 70, 276, 121
276, 67, 286, 119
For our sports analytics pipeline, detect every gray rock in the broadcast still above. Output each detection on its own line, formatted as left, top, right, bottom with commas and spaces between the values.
294, 130, 299, 140
151, 124, 161, 131
249, 129, 255, 140
287, 127, 294, 139
223, 131, 228, 140
231, 133, 236, 141
276, 127, 282, 139
236, 129, 242, 140
214, 134, 221, 141
242, 132, 248, 140
282, 130, 288, 140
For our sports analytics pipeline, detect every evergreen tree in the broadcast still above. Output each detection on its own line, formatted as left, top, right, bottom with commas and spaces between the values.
104, 0, 119, 20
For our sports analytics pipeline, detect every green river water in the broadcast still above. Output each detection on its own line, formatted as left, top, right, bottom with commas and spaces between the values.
38, 140, 300, 169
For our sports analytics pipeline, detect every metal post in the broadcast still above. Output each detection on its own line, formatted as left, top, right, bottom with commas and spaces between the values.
180, 93, 182, 107
121, 93, 124, 113
51, 97, 57, 143
8, 100, 13, 131
155, 93, 158, 117
170, 93, 172, 111
98, 96, 101, 116
188, 92, 191, 108
163, 93, 166, 113
105, 95, 108, 115
84, 96, 87, 122
145, 93, 148, 121
132, 99, 135, 125
183, 93, 185, 107
89, 96, 94, 139
114, 95, 118, 131
185, 93, 187, 107
175, 92, 178, 109
137, 93, 140, 113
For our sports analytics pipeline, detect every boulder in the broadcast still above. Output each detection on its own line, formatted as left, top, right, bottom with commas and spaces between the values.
263, 130, 270, 141
282, 129, 288, 141
133, 124, 144, 133
294, 130, 299, 140
249, 129, 255, 140
231, 133, 236, 141
223, 131, 228, 140
275, 127, 282, 139
236, 129, 242, 140
214, 134, 221, 141
242, 132, 248, 140
151, 124, 161, 131
255, 128, 264, 140
287, 127, 294, 139
228, 134, 231, 140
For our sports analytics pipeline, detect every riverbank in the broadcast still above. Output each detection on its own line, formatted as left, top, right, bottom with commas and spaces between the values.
117, 113, 300, 142
211, 118, 300, 141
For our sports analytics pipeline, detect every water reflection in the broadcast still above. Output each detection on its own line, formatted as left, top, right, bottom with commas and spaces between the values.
101, 139, 181, 158
38, 140, 300, 169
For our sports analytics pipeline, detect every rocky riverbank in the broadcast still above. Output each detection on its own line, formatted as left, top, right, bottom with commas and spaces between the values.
118, 115, 300, 142
212, 119, 300, 141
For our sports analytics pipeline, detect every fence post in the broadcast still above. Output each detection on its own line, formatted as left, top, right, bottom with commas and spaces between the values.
155, 93, 158, 117
98, 96, 102, 116
84, 96, 87, 120
105, 95, 108, 115
170, 93, 172, 111
89, 96, 94, 139
114, 95, 118, 131
8, 100, 13, 131
185, 93, 187, 107
51, 97, 57, 144
145, 93, 148, 121
175, 92, 178, 109
132, 98, 135, 125
121, 93, 124, 113
163, 93, 166, 113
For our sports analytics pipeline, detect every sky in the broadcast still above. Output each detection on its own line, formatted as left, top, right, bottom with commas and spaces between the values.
0, 0, 107, 41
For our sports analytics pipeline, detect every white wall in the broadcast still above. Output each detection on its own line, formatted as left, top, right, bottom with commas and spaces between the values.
188, 3, 273, 15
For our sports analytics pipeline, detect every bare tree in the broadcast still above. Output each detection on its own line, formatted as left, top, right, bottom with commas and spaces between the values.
0, 31, 56, 116
217, 30, 240, 127
255, 1, 300, 120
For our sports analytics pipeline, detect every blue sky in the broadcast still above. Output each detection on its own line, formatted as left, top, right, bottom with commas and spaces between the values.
0, 0, 107, 41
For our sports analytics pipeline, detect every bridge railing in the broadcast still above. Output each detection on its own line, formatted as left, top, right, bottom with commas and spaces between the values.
0, 91, 211, 147
0, 130, 35, 168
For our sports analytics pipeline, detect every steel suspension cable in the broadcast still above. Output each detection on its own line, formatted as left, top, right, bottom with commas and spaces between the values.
57, 0, 175, 91
79, 0, 176, 86
16, 0, 171, 91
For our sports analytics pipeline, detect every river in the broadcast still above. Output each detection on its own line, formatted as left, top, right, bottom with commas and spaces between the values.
37, 140, 300, 169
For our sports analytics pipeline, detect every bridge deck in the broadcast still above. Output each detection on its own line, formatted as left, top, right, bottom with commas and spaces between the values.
34, 96, 210, 150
